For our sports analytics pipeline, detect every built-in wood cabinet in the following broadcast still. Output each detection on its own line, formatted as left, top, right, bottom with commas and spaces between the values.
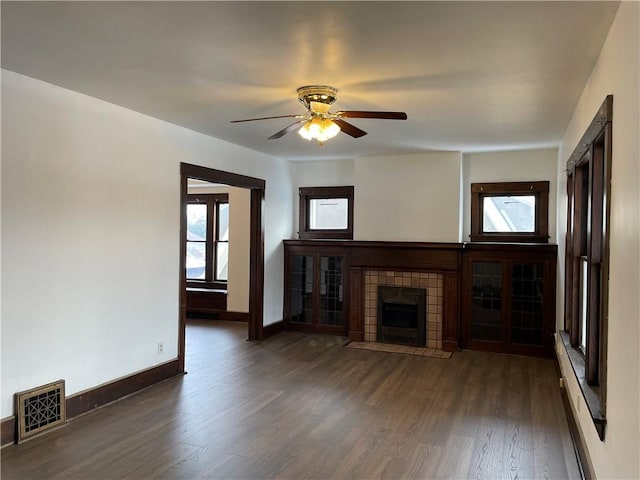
284, 245, 349, 335
461, 243, 557, 356
283, 240, 556, 357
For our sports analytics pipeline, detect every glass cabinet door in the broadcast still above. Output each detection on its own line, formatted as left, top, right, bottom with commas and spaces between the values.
318, 256, 344, 327
470, 261, 503, 342
511, 263, 545, 346
290, 255, 314, 324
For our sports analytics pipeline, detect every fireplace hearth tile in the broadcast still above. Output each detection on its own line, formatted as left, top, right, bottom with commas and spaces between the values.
345, 341, 452, 359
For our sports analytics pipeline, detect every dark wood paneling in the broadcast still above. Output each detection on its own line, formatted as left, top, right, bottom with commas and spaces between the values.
349, 246, 460, 271
263, 320, 284, 338
348, 267, 364, 341
249, 188, 265, 340
1, 416, 16, 448
566, 94, 613, 170
188, 311, 249, 322
442, 272, 460, 352
179, 170, 188, 373
186, 289, 227, 312
284, 240, 463, 271
66, 360, 182, 419
181, 163, 265, 190
217, 311, 249, 322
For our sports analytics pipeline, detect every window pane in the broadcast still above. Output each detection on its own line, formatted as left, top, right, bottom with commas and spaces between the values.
580, 258, 588, 352
483, 195, 535, 233
187, 204, 207, 241
216, 242, 229, 281
186, 242, 206, 279
218, 203, 229, 241
309, 198, 348, 230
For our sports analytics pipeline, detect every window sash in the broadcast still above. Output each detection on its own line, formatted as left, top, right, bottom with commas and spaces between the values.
186, 193, 228, 287
470, 181, 549, 243
299, 186, 354, 240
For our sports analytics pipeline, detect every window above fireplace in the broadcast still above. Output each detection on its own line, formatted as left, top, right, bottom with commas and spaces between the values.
470, 181, 549, 243
299, 186, 354, 240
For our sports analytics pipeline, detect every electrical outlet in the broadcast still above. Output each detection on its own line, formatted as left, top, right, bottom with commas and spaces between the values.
559, 377, 565, 388
157, 342, 164, 355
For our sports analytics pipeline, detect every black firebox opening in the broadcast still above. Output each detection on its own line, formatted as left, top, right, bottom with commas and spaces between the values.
381, 303, 418, 329
377, 286, 427, 347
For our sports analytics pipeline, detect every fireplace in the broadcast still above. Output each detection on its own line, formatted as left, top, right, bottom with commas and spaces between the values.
377, 286, 426, 347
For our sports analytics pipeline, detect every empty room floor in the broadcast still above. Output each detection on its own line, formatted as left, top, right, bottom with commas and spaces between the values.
1, 320, 580, 479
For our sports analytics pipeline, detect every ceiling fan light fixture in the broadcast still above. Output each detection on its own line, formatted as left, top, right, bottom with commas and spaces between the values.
298, 116, 341, 142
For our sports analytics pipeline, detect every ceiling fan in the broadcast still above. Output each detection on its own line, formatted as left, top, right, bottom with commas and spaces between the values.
230, 85, 407, 142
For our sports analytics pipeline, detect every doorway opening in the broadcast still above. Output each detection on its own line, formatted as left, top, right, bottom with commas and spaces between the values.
179, 163, 265, 373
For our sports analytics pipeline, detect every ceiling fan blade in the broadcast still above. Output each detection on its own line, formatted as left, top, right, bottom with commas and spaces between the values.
230, 114, 302, 123
268, 120, 306, 139
333, 119, 367, 138
337, 111, 408, 120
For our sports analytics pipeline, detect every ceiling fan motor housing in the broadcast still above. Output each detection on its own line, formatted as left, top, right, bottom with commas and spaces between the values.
297, 85, 338, 109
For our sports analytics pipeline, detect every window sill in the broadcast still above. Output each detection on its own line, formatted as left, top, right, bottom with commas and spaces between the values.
186, 281, 227, 290
469, 234, 549, 243
298, 231, 353, 240
559, 330, 606, 440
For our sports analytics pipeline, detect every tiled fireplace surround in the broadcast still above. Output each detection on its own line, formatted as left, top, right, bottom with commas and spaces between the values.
364, 270, 443, 349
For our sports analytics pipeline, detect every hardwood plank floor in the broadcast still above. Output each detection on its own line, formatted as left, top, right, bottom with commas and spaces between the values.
1, 320, 581, 479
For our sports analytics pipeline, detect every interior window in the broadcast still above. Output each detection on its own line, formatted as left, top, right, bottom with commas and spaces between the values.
299, 186, 354, 240
186, 203, 208, 280
471, 181, 549, 243
186, 193, 229, 287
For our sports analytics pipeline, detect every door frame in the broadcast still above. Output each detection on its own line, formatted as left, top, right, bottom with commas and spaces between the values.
179, 163, 265, 372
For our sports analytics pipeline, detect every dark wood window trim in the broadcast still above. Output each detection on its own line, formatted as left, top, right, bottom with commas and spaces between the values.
186, 193, 228, 289
562, 95, 612, 441
470, 181, 549, 243
299, 186, 354, 240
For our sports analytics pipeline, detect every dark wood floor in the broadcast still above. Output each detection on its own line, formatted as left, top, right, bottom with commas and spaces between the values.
1, 320, 580, 479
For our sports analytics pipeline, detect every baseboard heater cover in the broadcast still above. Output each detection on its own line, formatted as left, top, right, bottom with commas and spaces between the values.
15, 380, 66, 443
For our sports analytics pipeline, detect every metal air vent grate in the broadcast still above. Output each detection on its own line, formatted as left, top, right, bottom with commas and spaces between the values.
15, 380, 66, 443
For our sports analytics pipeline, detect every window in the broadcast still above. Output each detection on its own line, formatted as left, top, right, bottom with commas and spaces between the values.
299, 186, 354, 240
562, 95, 612, 440
186, 193, 229, 287
470, 181, 549, 243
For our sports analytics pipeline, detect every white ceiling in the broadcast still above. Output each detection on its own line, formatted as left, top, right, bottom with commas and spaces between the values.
1, 1, 619, 161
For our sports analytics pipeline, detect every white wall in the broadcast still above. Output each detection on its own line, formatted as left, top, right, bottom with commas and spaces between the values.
293, 153, 462, 242
354, 153, 462, 242
462, 148, 558, 243
0, 70, 292, 418
555, 2, 639, 478
227, 187, 250, 312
